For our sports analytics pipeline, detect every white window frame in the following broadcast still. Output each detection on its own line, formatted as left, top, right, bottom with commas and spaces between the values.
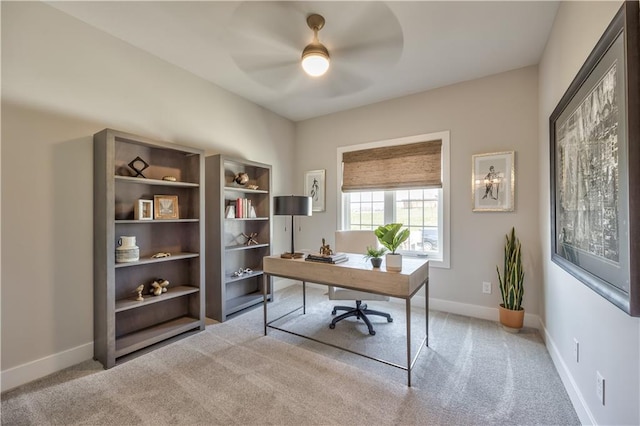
337, 131, 450, 268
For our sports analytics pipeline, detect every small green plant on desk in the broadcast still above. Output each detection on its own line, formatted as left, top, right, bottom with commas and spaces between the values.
364, 246, 387, 268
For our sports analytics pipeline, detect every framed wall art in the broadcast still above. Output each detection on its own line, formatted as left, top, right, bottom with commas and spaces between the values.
471, 151, 515, 212
154, 195, 179, 220
549, 1, 639, 316
134, 199, 153, 221
305, 169, 325, 212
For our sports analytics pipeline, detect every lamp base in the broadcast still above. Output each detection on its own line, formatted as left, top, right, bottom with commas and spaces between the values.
280, 252, 305, 259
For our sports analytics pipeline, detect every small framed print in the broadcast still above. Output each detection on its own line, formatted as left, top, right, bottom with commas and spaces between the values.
154, 195, 179, 220
134, 199, 153, 221
472, 151, 515, 212
305, 169, 325, 212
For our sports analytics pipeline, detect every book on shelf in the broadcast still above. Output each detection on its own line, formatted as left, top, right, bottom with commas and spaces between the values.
233, 198, 253, 218
305, 252, 349, 264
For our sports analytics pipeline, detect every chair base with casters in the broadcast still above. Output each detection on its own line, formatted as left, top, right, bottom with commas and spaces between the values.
329, 300, 393, 336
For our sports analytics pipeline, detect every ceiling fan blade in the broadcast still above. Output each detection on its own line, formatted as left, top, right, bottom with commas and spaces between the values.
226, 2, 306, 53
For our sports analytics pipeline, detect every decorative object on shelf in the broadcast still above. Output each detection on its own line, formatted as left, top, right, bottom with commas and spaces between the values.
319, 238, 333, 256
550, 1, 640, 317
116, 236, 140, 263
134, 284, 145, 301
151, 252, 171, 258
274, 195, 312, 259
472, 151, 515, 212
364, 246, 387, 268
134, 199, 153, 221
128, 156, 149, 178
242, 232, 259, 246
304, 169, 326, 212
149, 278, 170, 296
162, 176, 177, 182
154, 195, 179, 220
374, 223, 409, 272
246, 184, 259, 190
232, 268, 253, 277
234, 172, 249, 185
496, 227, 525, 332
225, 204, 236, 218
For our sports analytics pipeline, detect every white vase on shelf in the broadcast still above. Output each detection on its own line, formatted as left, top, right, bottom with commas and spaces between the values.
116, 236, 139, 263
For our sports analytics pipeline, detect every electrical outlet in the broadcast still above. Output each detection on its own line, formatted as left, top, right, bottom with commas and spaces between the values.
482, 281, 491, 294
596, 371, 605, 405
573, 338, 579, 363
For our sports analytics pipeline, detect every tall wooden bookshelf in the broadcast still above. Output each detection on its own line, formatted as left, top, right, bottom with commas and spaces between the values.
93, 129, 205, 368
205, 155, 272, 322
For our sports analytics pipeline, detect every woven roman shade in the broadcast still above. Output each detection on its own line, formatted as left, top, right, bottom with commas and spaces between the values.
342, 140, 442, 192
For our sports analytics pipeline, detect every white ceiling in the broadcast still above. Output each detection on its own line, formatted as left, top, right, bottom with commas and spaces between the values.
48, 1, 559, 122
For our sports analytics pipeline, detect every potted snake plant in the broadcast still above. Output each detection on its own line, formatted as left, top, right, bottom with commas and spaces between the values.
496, 227, 525, 331
374, 223, 410, 272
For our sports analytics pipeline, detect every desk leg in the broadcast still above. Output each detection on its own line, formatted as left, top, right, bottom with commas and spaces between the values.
303, 281, 306, 314
263, 273, 268, 336
406, 297, 412, 387
425, 280, 429, 347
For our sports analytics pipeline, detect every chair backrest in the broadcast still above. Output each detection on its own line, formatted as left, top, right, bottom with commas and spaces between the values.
335, 230, 378, 254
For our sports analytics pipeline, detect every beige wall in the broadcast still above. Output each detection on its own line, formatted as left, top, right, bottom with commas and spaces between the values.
1, 1, 295, 388
538, 1, 640, 424
294, 66, 541, 316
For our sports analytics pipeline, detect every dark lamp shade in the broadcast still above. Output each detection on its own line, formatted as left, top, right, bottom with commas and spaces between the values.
273, 195, 312, 216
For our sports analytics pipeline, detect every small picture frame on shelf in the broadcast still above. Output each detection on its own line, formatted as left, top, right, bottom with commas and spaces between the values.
134, 199, 153, 221
154, 195, 179, 220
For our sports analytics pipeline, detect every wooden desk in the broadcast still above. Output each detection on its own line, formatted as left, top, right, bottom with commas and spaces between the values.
262, 254, 429, 386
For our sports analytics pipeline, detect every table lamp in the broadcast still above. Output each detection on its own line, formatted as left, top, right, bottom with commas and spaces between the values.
273, 195, 312, 258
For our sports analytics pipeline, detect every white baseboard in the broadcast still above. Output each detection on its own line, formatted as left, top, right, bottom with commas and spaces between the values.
1, 342, 93, 392
540, 322, 594, 425
424, 297, 541, 329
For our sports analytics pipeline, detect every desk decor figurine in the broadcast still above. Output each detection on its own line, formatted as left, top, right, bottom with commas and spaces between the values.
319, 238, 333, 256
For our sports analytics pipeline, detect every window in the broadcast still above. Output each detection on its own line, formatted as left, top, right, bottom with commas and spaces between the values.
338, 131, 450, 267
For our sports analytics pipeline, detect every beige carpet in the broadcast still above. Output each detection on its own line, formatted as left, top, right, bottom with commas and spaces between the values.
1, 286, 579, 425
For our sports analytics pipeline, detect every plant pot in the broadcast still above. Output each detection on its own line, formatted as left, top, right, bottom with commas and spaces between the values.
385, 253, 402, 272
499, 304, 524, 332
370, 258, 382, 268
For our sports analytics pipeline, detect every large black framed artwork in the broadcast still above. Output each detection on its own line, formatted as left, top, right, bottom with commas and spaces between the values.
550, 1, 639, 316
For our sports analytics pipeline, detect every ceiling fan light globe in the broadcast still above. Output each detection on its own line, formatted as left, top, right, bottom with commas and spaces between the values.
301, 51, 330, 77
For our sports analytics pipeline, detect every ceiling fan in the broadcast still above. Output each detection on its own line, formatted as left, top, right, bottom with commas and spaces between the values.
224, 1, 404, 98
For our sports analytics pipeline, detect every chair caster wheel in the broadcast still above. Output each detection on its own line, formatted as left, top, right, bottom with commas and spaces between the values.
388, 318, 393, 323
369, 330, 376, 336
329, 324, 335, 329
